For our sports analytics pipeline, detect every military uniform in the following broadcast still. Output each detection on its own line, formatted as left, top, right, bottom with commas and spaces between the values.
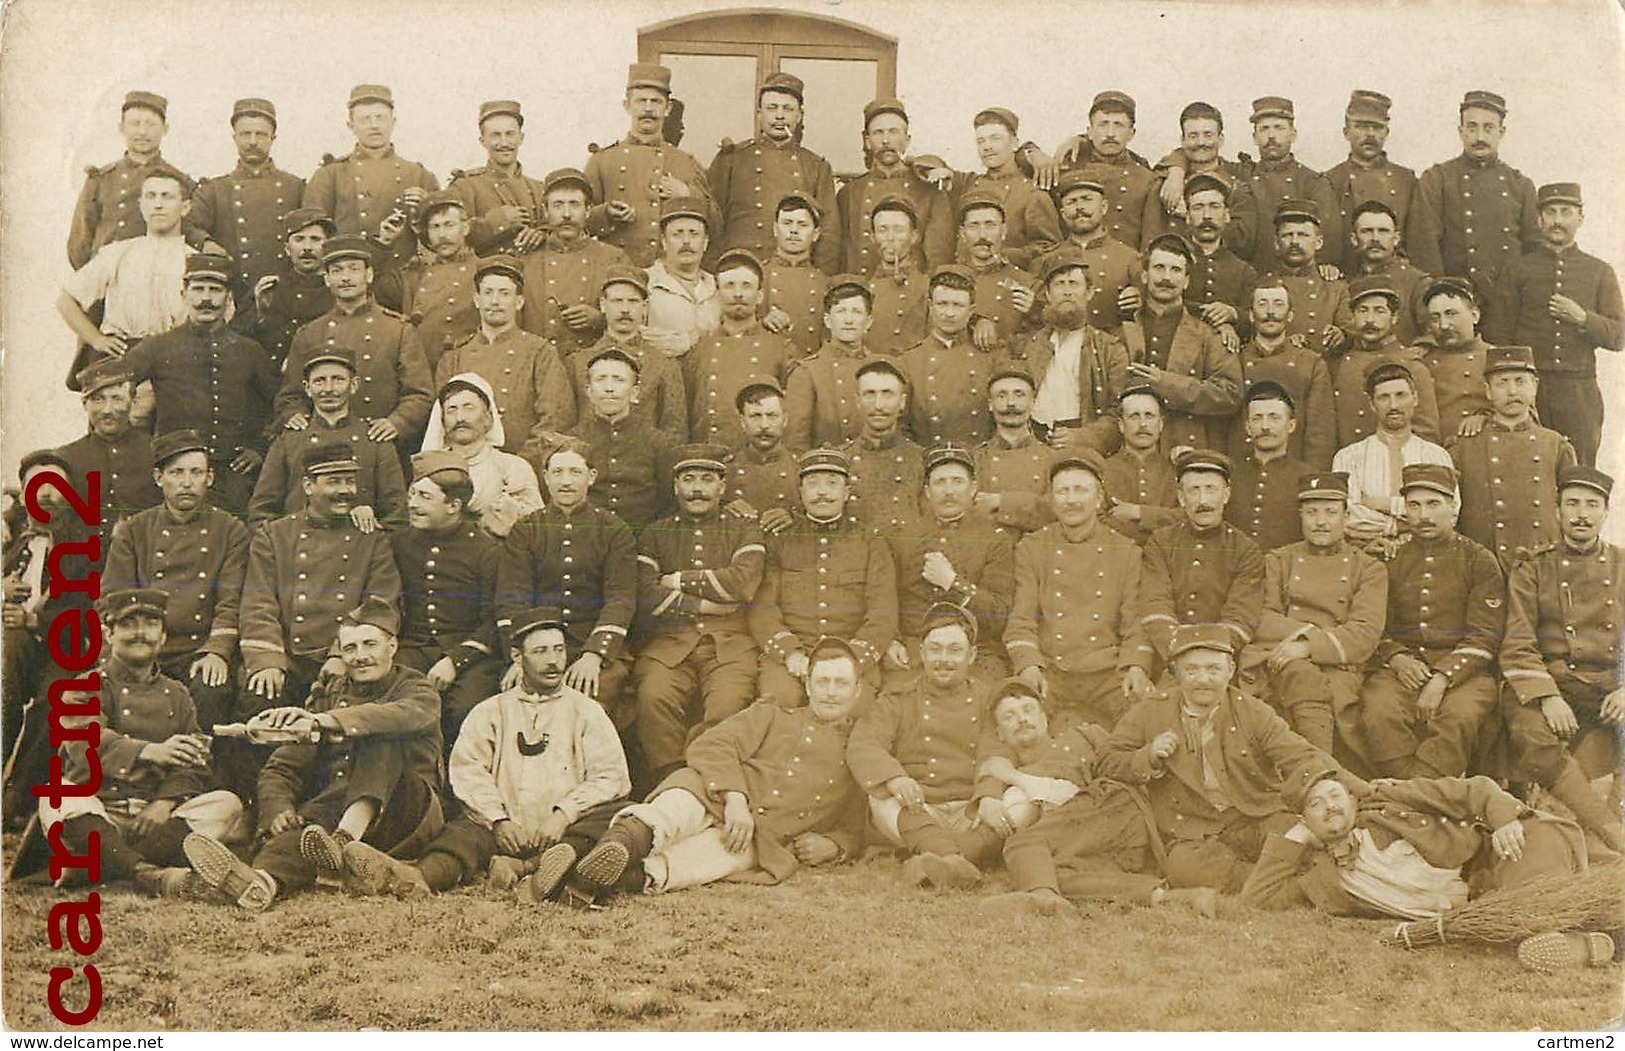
729, 444, 800, 518
1140, 520, 1265, 662
1185, 245, 1258, 323
1409, 154, 1539, 299
1231, 339, 1336, 468
893, 333, 994, 447
865, 267, 929, 356
189, 162, 306, 303
890, 509, 1015, 667
57, 428, 161, 528
570, 412, 676, 531
1033, 234, 1143, 333
436, 328, 576, 470
1354, 257, 1432, 346
279, 299, 435, 442
974, 428, 1061, 535
447, 163, 546, 255
68, 152, 193, 269
950, 170, 1061, 271
517, 236, 630, 352
1234, 159, 1342, 271
968, 259, 1039, 347
568, 336, 688, 444
1330, 344, 1442, 447
302, 146, 440, 267
710, 138, 841, 273
839, 431, 925, 534
230, 262, 333, 370
683, 324, 793, 446
837, 169, 953, 274
1267, 265, 1353, 347
1101, 447, 1181, 545
784, 343, 872, 450
1120, 308, 1242, 453
1451, 419, 1576, 566
401, 247, 480, 371
1225, 453, 1310, 551
1006, 324, 1130, 452
1326, 153, 1418, 277
584, 139, 715, 268
761, 257, 829, 358
1053, 146, 1164, 249
1420, 334, 1491, 440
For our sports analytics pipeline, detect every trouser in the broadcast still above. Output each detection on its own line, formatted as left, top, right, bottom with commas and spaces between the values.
41, 790, 248, 882
759, 654, 881, 709
617, 788, 756, 893
1004, 782, 1163, 901
413, 799, 627, 891
1262, 659, 1337, 753
1502, 676, 1620, 785
1537, 373, 1604, 467
635, 639, 758, 784
1, 628, 51, 823
1358, 668, 1498, 778
1164, 810, 1297, 893
395, 645, 503, 758
1046, 667, 1132, 733
1473, 814, 1590, 895
868, 795, 1002, 867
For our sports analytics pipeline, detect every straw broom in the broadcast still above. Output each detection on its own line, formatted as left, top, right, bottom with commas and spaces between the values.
1384, 860, 1625, 949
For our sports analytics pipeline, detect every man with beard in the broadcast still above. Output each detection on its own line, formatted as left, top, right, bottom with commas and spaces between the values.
863, 197, 930, 356
568, 347, 677, 532
847, 609, 1002, 890
187, 98, 305, 307
1264, 200, 1352, 352
726, 380, 800, 534
231, 209, 338, 370
632, 444, 766, 788
1450, 346, 1577, 566
1007, 250, 1130, 455
517, 168, 631, 354
183, 599, 444, 912
1180, 172, 1256, 351
1031, 169, 1142, 333
1231, 282, 1335, 468
957, 193, 1039, 352
710, 73, 841, 273
1419, 277, 1493, 442
69, 91, 189, 269
400, 192, 480, 370
683, 250, 793, 446
837, 98, 952, 274
972, 367, 1063, 535
643, 197, 721, 357
572, 267, 688, 444
1346, 201, 1429, 345
1102, 387, 1181, 546
1029, 91, 1162, 250
1326, 91, 1418, 278
1225, 381, 1310, 552
57, 358, 161, 532
1410, 91, 1540, 302
748, 448, 897, 707
1332, 363, 1453, 550
421, 375, 543, 539
122, 252, 280, 512
1006, 451, 1154, 729
785, 277, 877, 449
447, 99, 548, 256
1485, 183, 1623, 467
302, 84, 439, 268
899, 265, 995, 447
1331, 275, 1441, 448
1357, 464, 1504, 779
585, 64, 716, 269
929, 108, 1060, 271
887, 445, 1015, 680
239, 444, 402, 710
760, 194, 829, 358
839, 359, 924, 534
437, 254, 576, 473
1121, 234, 1240, 453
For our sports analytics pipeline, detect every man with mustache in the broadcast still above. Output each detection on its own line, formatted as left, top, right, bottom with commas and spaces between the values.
1148, 102, 1255, 244
642, 197, 721, 357
1346, 200, 1429, 346
862, 197, 930, 356
838, 359, 924, 534
57, 357, 161, 534
121, 252, 280, 512
186, 98, 304, 308
972, 367, 1063, 535
759, 195, 830, 357
1410, 91, 1540, 303
183, 599, 445, 912
1225, 381, 1310, 552
399, 192, 480, 371
836, 98, 952, 274
447, 99, 548, 256
585, 64, 716, 269
1355, 464, 1504, 779
1325, 91, 1418, 278
748, 448, 897, 707
1231, 282, 1335, 468
784, 277, 878, 449
1026, 91, 1162, 250
517, 168, 631, 355
339, 608, 631, 903
422, 374, 543, 539
239, 443, 402, 710
1102, 386, 1181, 546
1418, 277, 1494, 442
1331, 362, 1453, 551
726, 380, 800, 534
1450, 346, 1577, 567
570, 267, 688, 444
568, 347, 677, 532
710, 72, 841, 274
632, 444, 766, 790
899, 265, 994, 447
682, 250, 792, 446
956, 193, 1040, 353
1179, 172, 1257, 352
1006, 451, 1153, 730
926, 108, 1060, 272
1031, 169, 1143, 334
1485, 183, 1624, 467
231, 209, 339, 370
1331, 275, 1441, 449
68, 90, 191, 269
1264, 199, 1353, 352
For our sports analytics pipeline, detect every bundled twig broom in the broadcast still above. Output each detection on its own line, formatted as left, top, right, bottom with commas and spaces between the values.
1384, 861, 1625, 949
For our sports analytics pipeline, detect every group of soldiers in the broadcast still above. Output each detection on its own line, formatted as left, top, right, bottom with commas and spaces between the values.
2, 67, 1621, 957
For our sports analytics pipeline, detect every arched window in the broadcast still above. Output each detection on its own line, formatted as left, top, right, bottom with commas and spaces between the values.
638, 7, 897, 175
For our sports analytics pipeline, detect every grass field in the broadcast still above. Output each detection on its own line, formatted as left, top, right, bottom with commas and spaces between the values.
3, 848, 1621, 1033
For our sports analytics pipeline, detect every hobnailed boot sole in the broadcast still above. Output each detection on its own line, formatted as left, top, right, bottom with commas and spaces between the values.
341, 840, 429, 900
521, 843, 578, 903
182, 833, 274, 912
576, 840, 631, 891
300, 825, 347, 884
1517, 931, 1616, 973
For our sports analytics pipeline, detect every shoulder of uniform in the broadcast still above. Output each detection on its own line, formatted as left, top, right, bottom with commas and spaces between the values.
86, 161, 116, 178
318, 152, 347, 168
1524, 541, 1559, 561
376, 305, 407, 320
449, 166, 484, 182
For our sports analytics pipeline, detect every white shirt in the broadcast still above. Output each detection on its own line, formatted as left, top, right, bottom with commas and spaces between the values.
1331, 432, 1452, 538
644, 259, 720, 356
1031, 328, 1086, 427
64, 234, 191, 339
1338, 828, 1470, 920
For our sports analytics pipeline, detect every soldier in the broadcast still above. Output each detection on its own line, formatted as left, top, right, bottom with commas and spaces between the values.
1034, 91, 1163, 249
846, 608, 1002, 889
1331, 274, 1441, 448
725, 377, 800, 528
1098, 623, 1334, 892
837, 98, 952, 274
238, 443, 402, 710
1031, 169, 1143, 334
302, 84, 440, 268
887, 444, 1015, 678
1232, 281, 1336, 468
584, 63, 715, 268
643, 197, 720, 356
277, 234, 435, 449
436, 254, 576, 474
1485, 182, 1623, 467
759, 194, 830, 357
1120, 234, 1241, 453
230, 208, 338, 369
68, 90, 188, 269
839, 359, 925, 534
447, 99, 548, 256
971, 366, 1059, 535
1152, 101, 1256, 236
683, 249, 792, 446
748, 448, 898, 707
928, 108, 1060, 271
710, 72, 841, 273
1332, 361, 1453, 550
898, 264, 995, 447
399, 192, 480, 370
571, 266, 688, 444
182, 599, 444, 912
496, 439, 638, 725
1499, 466, 1625, 853
1101, 387, 1181, 545
862, 197, 930, 356
1419, 276, 1493, 442
57, 358, 161, 530
1451, 346, 1577, 566
784, 276, 877, 449
1346, 200, 1429, 345
1140, 450, 1266, 667
1263, 199, 1352, 352
1223, 97, 1341, 271
632, 443, 766, 788
1240, 472, 1388, 755
390, 450, 503, 753
421, 374, 543, 538
188, 98, 305, 306
122, 252, 280, 512
568, 347, 676, 532
517, 168, 630, 354
1180, 171, 1257, 349
957, 193, 1039, 351
1325, 91, 1418, 278
1358, 464, 1504, 779
1006, 450, 1154, 729
1225, 381, 1310, 551
1409, 90, 1539, 301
